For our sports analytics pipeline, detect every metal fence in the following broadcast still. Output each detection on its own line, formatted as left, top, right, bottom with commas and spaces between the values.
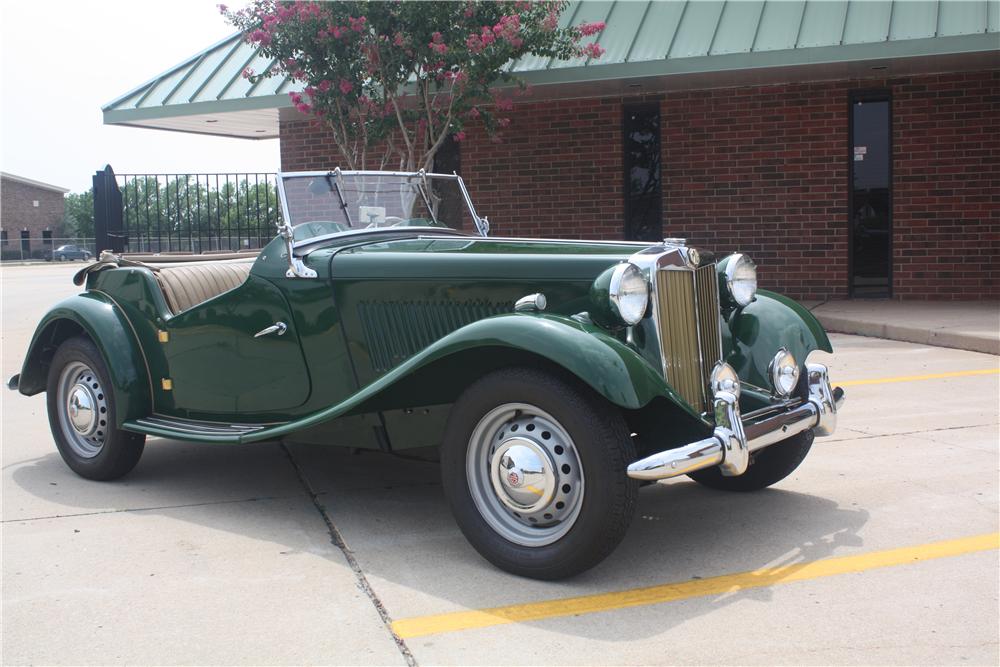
1, 237, 97, 262
101, 169, 283, 254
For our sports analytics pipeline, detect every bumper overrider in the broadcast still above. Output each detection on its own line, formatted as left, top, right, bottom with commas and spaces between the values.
627, 363, 845, 481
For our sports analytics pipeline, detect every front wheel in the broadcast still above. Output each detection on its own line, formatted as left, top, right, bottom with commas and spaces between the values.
687, 429, 814, 492
441, 368, 638, 579
46, 337, 145, 480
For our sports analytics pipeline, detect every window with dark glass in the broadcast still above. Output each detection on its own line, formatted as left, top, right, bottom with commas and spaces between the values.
42, 230, 53, 244
623, 103, 662, 241
20, 230, 30, 253
432, 134, 465, 229
1, 230, 7, 246
850, 92, 892, 297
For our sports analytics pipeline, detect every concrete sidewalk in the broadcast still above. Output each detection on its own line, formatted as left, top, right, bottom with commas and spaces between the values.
805, 299, 1000, 356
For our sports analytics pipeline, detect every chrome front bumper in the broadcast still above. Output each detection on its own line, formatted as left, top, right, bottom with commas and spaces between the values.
627, 363, 845, 481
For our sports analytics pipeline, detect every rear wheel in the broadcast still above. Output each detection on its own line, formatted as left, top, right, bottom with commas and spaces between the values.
688, 429, 814, 492
47, 337, 145, 480
441, 368, 638, 579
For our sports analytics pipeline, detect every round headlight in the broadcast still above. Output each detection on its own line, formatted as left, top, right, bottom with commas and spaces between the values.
609, 263, 649, 326
768, 348, 800, 397
710, 362, 740, 399
724, 253, 757, 307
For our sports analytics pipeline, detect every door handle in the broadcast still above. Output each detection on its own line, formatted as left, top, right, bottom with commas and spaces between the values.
254, 321, 287, 338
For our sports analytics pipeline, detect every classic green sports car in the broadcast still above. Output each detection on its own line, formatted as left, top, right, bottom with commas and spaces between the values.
9, 170, 844, 579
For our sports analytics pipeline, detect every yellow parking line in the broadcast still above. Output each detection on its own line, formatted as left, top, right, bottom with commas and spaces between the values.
391, 532, 999, 639
837, 368, 999, 387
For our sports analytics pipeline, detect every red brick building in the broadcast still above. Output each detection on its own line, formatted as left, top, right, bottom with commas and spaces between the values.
104, 1, 999, 299
0, 172, 69, 258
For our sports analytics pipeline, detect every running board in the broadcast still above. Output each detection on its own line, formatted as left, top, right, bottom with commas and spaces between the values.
123, 416, 283, 443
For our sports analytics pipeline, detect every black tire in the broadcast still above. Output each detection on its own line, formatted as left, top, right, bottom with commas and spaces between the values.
441, 367, 638, 579
46, 337, 145, 481
688, 429, 814, 492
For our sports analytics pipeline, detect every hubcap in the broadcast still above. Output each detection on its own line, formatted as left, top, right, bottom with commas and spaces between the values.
491, 438, 556, 511
67, 384, 97, 434
56, 362, 109, 458
467, 403, 585, 547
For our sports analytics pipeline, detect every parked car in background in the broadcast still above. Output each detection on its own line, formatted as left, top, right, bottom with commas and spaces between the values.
10, 169, 844, 579
48, 245, 92, 262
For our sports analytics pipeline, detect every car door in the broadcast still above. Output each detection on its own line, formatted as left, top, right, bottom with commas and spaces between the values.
162, 274, 311, 417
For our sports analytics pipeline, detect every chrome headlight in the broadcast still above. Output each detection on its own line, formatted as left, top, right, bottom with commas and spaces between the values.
710, 362, 740, 399
722, 253, 757, 307
609, 263, 649, 326
768, 348, 800, 397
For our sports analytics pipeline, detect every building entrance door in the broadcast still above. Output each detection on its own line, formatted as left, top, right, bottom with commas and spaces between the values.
850, 93, 892, 297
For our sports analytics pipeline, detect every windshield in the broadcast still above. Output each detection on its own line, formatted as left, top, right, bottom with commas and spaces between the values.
279, 171, 482, 243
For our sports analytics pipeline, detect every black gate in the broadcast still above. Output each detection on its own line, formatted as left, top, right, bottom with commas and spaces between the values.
93, 166, 282, 254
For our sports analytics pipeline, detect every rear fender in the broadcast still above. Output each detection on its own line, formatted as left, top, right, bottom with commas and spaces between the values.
17, 293, 151, 425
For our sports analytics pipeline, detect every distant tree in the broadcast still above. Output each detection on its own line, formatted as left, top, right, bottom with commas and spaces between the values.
63, 190, 95, 238
223, 0, 605, 170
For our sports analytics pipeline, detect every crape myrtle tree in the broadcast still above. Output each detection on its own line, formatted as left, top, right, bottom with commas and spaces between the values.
223, 1, 605, 171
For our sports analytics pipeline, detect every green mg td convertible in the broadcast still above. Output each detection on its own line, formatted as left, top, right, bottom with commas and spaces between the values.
9, 170, 844, 579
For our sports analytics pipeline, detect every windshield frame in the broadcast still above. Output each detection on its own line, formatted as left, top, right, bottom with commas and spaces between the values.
276, 169, 488, 249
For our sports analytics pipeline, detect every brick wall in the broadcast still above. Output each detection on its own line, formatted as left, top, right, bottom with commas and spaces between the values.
279, 69, 999, 300
661, 81, 849, 299
891, 70, 999, 299
0, 177, 66, 246
461, 97, 624, 240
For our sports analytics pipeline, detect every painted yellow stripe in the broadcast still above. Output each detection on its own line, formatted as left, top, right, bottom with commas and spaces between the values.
837, 368, 999, 387
392, 532, 999, 639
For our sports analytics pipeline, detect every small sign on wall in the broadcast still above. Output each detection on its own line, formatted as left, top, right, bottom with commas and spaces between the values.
853, 146, 867, 161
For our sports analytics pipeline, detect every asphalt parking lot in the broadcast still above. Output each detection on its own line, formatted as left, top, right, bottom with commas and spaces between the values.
2, 262, 998, 666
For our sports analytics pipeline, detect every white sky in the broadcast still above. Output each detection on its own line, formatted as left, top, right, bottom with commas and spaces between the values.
0, 0, 279, 193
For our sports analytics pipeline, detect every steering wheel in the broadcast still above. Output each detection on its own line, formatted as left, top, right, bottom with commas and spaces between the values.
366, 216, 406, 229
292, 221, 347, 241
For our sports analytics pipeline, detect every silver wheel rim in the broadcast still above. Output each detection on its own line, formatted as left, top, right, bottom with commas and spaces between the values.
56, 361, 109, 458
466, 403, 584, 547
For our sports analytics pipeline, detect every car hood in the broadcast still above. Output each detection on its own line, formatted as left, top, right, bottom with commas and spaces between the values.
312, 236, 653, 282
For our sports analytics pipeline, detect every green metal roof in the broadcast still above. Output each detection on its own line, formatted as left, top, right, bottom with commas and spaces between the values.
103, 0, 999, 138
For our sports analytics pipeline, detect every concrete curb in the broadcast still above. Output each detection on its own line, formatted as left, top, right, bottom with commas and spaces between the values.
815, 313, 999, 356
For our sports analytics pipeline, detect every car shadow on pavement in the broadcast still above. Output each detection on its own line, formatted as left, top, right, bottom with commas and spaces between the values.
9, 439, 870, 643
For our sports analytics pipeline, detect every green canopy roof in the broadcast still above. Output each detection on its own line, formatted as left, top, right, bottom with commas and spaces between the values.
103, 0, 999, 139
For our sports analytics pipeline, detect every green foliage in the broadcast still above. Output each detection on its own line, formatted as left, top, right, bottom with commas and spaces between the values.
63, 190, 95, 238
223, 1, 605, 170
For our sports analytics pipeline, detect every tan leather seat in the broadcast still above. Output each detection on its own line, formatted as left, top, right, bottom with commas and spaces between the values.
154, 262, 252, 315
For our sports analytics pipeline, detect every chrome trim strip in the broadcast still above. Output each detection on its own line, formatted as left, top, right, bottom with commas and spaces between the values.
690, 268, 707, 409
425, 236, 657, 247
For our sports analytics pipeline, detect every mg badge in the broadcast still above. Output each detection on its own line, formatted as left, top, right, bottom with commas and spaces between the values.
507, 470, 522, 487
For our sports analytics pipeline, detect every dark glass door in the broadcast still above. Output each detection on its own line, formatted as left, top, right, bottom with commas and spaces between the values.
623, 103, 662, 241
850, 94, 892, 297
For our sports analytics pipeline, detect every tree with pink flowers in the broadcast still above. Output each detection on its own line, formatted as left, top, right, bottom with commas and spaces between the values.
222, 1, 605, 171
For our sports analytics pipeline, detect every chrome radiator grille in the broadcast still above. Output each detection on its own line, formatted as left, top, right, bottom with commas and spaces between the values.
653, 264, 723, 413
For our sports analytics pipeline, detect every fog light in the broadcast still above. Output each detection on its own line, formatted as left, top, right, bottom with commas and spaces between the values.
769, 348, 800, 397
710, 362, 740, 399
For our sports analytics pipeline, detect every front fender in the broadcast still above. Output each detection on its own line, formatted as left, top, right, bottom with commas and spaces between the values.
243, 312, 701, 444
725, 289, 833, 390
17, 292, 151, 426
